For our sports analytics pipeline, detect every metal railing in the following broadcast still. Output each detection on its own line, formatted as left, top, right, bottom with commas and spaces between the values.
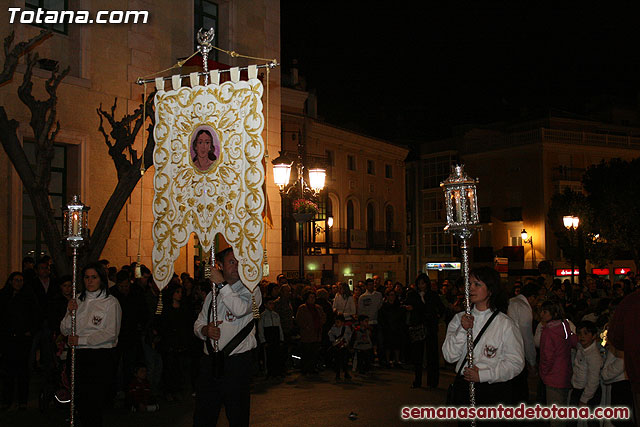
282, 228, 403, 255
466, 128, 640, 152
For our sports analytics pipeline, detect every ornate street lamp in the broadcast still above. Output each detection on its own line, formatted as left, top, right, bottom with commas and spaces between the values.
272, 137, 326, 280
563, 215, 580, 284
62, 195, 90, 427
441, 165, 480, 414
521, 229, 535, 268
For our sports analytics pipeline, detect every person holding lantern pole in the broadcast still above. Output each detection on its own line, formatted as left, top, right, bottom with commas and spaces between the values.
61, 262, 122, 427
442, 267, 525, 413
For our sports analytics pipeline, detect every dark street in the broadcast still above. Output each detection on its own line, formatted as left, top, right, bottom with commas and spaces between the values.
0, 365, 459, 426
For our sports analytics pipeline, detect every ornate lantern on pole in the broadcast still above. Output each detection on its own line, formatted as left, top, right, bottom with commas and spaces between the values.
62, 195, 90, 427
441, 165, 480, 414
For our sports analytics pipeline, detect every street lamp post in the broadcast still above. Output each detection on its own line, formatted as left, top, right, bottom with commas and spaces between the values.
272, 137, 326, 280
563, 215, 580, 284
521, 229, 535, 269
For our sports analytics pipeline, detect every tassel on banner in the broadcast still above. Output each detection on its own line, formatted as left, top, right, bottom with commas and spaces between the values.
135, 254, 142, 279
155, 290, 163, 315
252, 294, 260, 319
262, 249, 269, 277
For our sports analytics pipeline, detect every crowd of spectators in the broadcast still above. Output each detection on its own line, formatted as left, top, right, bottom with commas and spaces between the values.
1, 256, 639, 425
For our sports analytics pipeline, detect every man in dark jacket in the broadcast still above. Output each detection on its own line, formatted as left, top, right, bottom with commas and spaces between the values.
405, 274, 445, 389
111, 270, 147, 394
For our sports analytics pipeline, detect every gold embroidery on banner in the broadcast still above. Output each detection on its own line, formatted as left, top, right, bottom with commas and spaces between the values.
152, 80, 265, 291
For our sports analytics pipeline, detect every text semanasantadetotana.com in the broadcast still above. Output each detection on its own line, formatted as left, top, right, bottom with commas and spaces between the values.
8, 7, 148, 25
401, 404, 630, 421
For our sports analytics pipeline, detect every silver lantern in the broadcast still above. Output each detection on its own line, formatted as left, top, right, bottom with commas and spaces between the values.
441, 165, 479, 238
63, 195, 90, 246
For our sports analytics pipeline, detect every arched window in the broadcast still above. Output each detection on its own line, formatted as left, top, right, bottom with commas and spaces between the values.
347, 200, 354, 248
385, 205, 394, 235
367, 202, 375, 249
386, 205, 395, 250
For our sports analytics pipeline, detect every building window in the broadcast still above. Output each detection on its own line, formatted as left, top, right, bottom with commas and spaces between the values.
22, 141, 67, 260
422, 193, 444, 223
367, 203, 375, 248
325, 150, 334, 166
346, 200, 354, 248
423, 226, 455, 257
367, 159, 375, 175
325, 149, 334, 179
422, 154, 457, 189
503, 207, 522, 222
385, 164, 393, 179
25, 0, 68, 34
347, 154, 356, 171
194, 0, 218, 59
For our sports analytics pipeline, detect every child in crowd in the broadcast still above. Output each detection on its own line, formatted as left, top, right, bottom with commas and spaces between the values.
539, 299, 577, 422
127, 366, 158, 413
569, 321, 603, 427
328, 314, 352, 382
258, 297, 285, 378
352, 315, 373, 374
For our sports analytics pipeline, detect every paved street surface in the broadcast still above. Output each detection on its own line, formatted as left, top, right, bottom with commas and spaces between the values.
1, 366, 461, 426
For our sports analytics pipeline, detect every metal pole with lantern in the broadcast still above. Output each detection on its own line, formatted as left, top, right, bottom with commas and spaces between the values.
62, 195, 90, 427
441, 165, 480, 414
563, 215, 580, 284
272, 136, 326, 280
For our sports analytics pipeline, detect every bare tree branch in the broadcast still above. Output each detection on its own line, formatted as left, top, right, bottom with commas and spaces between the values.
2, 29, 159, 273
83, 94, 156, 265
0, 29, 51, 86
0, 30, 69, 274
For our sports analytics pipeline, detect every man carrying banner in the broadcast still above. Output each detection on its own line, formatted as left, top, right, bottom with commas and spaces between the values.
193, 247, 261, 427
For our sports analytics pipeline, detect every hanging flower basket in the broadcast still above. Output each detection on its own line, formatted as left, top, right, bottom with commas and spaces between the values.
292, 198, 318, 223
292, 212, 314, 223
292, 198, 318, 215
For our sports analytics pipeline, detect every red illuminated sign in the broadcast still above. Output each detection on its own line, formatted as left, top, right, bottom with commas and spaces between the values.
614, 268, 632, 275
592, 268, 610, 275
556, 269, 580, 276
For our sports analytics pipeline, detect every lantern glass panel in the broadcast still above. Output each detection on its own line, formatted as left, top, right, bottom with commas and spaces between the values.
467, 189, 476, 217
273, 163, 292, 189
63, 210, 70, 236
453, 190, 463, 223
308, 168, 326, 192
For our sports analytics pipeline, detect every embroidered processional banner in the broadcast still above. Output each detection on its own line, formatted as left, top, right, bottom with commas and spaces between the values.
152, 68, 265, 291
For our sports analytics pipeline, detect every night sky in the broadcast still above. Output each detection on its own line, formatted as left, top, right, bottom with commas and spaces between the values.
281, 3, 640, 143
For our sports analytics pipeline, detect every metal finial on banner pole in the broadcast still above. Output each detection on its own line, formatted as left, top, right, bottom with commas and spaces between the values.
441, 165, 480, 424
197, 28, 215, 86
